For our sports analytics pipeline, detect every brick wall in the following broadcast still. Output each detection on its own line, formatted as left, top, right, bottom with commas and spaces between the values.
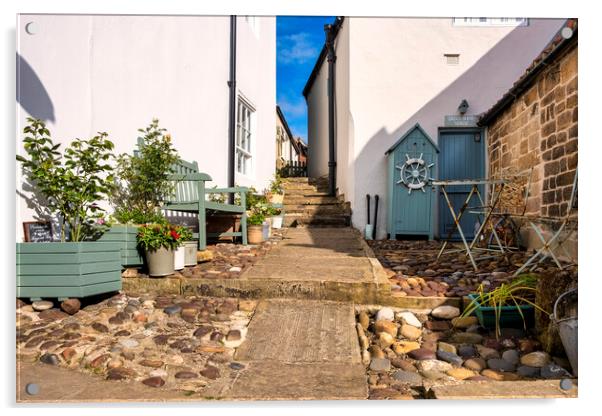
487, 42, 577, 218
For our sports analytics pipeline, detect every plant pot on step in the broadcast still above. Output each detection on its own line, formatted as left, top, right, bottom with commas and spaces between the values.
269, 194, 284, 204
467, 293, 535, 330
183, 240, 198, 266
145, 247, 175, 277
174, 246, 185, 270
271, 216, 283, 229
247, 225, 264, 245
97, 224, 144, 267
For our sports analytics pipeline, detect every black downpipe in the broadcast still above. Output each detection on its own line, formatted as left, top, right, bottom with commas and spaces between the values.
373, 195, 379, 239
366, 194, 371, 225
227, 15, 237, 204
325, 24, 337, 197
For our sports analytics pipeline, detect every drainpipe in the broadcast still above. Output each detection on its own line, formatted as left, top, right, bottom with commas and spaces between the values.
227, 15, 237, 204
325, 23, 337, 197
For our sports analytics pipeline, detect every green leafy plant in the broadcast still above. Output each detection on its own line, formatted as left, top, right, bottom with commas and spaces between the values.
16, 118, 116, 241
460, 273, 548, 338
207, 186, 227, 204
269, 173, 284, 195
247, 212, 265, 226
136, 223, 182, 251
111, 119, 179, 222
175, 225, 194, 241
112, 207, 167, 225
266, 206, 282, 216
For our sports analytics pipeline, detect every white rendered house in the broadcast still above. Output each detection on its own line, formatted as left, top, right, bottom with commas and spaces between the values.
16, 14, 276, 240
304, 17, 567, 239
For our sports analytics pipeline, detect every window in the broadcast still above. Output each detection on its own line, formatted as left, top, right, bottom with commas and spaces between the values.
244, 16, 259, 37
452, 18, 528, 27
236, 98, 254, 176
444, 54, 460, 65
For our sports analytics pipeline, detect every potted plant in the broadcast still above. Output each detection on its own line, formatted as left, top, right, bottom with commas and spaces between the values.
99, 208, 166, 267
136, 223, 181, 277
460, 274, 547, 338
16, 118, 122, 300
247, 212, 265, 244
100, 119, 179, 266
267, 205, 283, 229
172, 225, 195, 269
267, 174, 284, 204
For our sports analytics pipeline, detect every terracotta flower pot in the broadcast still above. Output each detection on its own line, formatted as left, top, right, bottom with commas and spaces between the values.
247, 225, 264, 245
145, 247, 175, 277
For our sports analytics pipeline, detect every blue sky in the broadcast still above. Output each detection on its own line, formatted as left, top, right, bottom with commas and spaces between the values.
277, 16, 335, 143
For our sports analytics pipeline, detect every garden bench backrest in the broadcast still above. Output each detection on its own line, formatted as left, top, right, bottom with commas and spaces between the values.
169, 159, 200, 203
135, 137, 202, 204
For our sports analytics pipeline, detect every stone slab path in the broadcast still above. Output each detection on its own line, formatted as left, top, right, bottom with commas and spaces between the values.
244, 227, 383, 283
227, 299, 367, 400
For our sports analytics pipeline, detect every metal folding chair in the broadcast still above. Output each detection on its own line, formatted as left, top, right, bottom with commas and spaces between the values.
470, 167, 534, 253
513, 169, 578, 276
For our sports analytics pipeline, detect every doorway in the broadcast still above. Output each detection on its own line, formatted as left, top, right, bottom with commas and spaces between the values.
437, 128, 485, 240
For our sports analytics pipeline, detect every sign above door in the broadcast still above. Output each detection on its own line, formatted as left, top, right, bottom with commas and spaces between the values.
444, 115, 479, 127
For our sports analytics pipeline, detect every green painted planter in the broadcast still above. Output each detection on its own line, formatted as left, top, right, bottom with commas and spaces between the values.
16, 242, 122, 301
98, 224, 144, 267
468, 294, 535, 329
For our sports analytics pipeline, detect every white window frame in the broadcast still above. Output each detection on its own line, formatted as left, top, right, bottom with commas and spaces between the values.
236, 96, 255, 178
452, 17, 529, 27
244, 16, 260, 37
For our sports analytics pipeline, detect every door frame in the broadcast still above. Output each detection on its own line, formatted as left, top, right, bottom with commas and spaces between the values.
436, 126, 487, 239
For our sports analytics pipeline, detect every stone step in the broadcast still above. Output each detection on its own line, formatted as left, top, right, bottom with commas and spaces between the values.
283, 204, 351, 215
284, 214, 351, 227
281, 177, 309, 183
283, 196, 341, 205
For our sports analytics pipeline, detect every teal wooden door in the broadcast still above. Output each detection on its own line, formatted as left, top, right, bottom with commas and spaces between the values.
438, 129, 485, 240
388, 126, 437, 239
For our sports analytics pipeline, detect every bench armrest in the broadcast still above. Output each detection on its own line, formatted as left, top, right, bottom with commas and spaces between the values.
168, 173, 212, 182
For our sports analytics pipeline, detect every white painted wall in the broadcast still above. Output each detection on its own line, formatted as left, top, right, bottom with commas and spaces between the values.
307, 17, 566, 239
306, 60, 329, 179
16, 14, 275, 241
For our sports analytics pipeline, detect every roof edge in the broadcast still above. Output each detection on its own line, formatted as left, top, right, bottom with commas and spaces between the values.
385, 123, 440, 155
276, 105, 302, 154
302, 17, 345, 99
478, 19, 578, 126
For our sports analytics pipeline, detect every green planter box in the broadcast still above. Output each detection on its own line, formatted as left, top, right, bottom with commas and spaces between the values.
16, 242, 122, 301
468, 294, 535, 329
98, 224, 144, 267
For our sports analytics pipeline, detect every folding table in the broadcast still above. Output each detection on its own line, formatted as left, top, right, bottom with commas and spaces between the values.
432, 179, 506, 271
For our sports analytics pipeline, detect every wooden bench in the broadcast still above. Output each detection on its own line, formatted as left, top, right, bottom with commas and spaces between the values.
137, 138, 248, 250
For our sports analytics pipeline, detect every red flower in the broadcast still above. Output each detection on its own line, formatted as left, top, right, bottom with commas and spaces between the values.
170, 230, 180, 240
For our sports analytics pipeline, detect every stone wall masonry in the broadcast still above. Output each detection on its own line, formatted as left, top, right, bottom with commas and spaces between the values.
487, 43, 577, 220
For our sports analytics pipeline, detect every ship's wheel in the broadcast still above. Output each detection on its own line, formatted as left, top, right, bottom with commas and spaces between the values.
396, 153, 435, 194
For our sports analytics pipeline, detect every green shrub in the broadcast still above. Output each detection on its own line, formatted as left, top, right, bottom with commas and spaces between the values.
111, 118, 179, 222
16, 118, 115, 241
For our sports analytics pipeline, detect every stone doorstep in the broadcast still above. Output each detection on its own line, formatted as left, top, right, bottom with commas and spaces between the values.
429, 379, 578, 400
122, 276, 461, 309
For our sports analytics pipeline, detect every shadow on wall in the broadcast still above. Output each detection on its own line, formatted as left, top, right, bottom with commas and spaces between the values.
16, 53, 55, 122
353, 20, 565, 239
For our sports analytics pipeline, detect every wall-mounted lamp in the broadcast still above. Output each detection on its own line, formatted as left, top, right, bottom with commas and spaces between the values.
458, 99, 469, 115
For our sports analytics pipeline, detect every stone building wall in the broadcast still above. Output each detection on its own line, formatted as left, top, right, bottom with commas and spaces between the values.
486, 42, 577, 219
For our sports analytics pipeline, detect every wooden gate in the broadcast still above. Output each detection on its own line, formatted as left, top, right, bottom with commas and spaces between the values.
279, 161, 308, 178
